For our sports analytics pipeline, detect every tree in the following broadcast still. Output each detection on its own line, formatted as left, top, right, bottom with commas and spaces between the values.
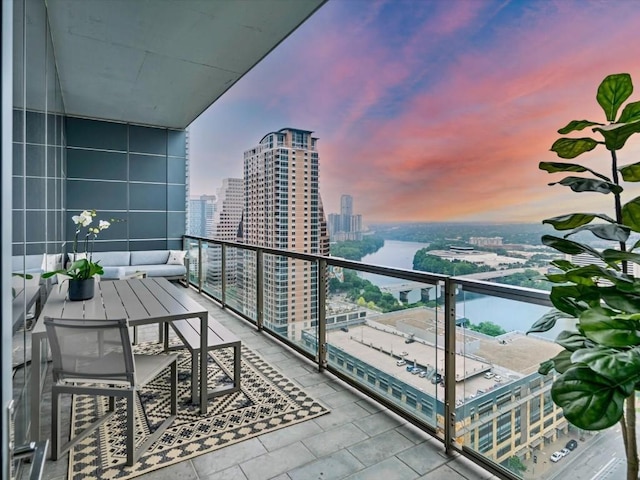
505, 456, 526, 475
468, 321, 506, 337
528, 74, 640, 480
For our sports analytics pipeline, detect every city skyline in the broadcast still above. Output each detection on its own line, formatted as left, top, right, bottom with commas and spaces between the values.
189, 0, 640, 224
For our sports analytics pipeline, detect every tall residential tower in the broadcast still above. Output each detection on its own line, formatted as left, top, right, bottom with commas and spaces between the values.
242, 128, 329, 338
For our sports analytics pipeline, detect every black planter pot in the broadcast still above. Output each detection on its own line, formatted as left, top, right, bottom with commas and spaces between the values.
68, 278, 95, 301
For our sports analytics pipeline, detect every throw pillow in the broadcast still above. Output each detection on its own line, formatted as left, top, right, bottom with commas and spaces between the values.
41, 253, 63, 272
166, 250, 187, 265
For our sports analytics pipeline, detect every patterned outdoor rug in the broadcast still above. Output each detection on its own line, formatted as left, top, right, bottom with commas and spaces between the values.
67, 341, 329, 479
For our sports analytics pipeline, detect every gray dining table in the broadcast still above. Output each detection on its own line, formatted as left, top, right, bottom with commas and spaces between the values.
30, 277, 210, 442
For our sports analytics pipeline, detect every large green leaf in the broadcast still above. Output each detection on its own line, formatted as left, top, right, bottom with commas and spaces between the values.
602, 249, 640, 265
564, 265, 634, 286
527, 309, 572, 334
551, 366, 627, 430
622, 196, 640, 232
539, 161, 610, 181
539, 359, 555, 375
552, 350, 574, 374
631, 239, 640, 252
597, 73, 633, 121
618, 100, 640, 123
600, 288, 640, 313
579, 307, 640, 347
564, 224, 630, 242
550, 285, 596, 317
558, 120, 604, 134
555, 330, 592, 351
550, 259, 577, 271
542, 235, 605, 260
593, 120, 640, 151
548, 176, 623, 195
571, 346, 640, 395
543, 213, 614, 230
551, 138, 600, 159
620, 162, 640, 182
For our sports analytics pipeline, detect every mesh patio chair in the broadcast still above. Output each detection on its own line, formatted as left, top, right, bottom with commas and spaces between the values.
44, 316, 178, 466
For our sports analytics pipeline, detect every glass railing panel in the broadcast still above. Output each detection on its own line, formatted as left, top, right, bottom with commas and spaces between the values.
325, 265, 444, 434
261, 253, 318, 356
200, 242, 223, 301
185, 238, 201, 286
225, 245, 255, 320
454, 286, 579, 478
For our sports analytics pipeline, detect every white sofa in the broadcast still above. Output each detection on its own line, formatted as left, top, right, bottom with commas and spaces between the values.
87, 250, 188, 282
12, 250, 188, 283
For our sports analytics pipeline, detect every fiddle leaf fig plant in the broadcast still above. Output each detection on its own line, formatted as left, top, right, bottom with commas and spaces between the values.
528, 73, 640, 480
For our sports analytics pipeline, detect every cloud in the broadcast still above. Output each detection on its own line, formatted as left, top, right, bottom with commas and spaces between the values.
190, 0, 640, 224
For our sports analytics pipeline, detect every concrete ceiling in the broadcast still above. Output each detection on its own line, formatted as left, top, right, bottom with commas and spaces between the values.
46, 0, 326, 129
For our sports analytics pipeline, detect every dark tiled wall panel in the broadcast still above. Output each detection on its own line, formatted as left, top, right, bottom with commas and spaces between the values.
65, 117, 187, 251
66, 117, 128, 151
12, 110, 66, 256
67, 149, 128, 181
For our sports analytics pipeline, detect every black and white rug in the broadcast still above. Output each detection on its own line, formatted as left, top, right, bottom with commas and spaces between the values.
67, 341, 329, 479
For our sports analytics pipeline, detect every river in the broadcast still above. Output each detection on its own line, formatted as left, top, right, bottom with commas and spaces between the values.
360, 240, 569, 339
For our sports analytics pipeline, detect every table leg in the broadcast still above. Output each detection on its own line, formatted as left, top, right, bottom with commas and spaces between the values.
200, 313, 208, 414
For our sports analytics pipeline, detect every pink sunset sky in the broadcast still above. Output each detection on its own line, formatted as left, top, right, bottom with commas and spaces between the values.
188, 0, 640, 224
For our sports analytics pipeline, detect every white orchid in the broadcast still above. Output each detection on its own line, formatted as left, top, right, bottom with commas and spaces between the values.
43, 210, 121, 281
72, 210, 94, 227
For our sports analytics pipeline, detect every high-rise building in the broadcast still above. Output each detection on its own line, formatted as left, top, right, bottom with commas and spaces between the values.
188, 194, 217, 238
203, 178, 245, 289
212, 178, 244, 240
241, 128, 329, 338
329, 194, 364, 241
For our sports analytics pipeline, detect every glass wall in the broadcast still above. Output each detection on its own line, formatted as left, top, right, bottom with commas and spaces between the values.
9, 0, 65, 476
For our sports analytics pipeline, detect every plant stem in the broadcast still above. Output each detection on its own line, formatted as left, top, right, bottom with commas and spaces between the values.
611, 150, 628, 273
627, 395, 638, 480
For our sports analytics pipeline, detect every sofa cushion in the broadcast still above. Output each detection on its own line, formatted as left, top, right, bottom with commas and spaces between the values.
125, 264, 186, 278
91, 251, 131, 267
12, 254, 44, 274
167, 250, 187, 265
130, 250, 170, 266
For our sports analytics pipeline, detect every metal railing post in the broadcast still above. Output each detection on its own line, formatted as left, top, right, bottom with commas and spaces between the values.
221, 243, 227, 307
443, 277, 457, 453
197, 239, 203, 293
317, 258, 327, 372
256, 248, 263, 331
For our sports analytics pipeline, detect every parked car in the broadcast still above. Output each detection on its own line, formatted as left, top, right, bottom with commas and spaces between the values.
411, 368, 421, 375
431, 373, 442, 384
560, 448, 570, 457
340, 326, 349, 332
566, 439, 578, 451
418, 371, 427, 378
406, 365, 415, 372
550, 451, 563, 462
493, 375, 502, 382
483, 372, 494, 379
396, 359, 406, 366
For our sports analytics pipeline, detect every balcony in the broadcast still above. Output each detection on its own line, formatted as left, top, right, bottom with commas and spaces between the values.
31, 281, 500, 480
